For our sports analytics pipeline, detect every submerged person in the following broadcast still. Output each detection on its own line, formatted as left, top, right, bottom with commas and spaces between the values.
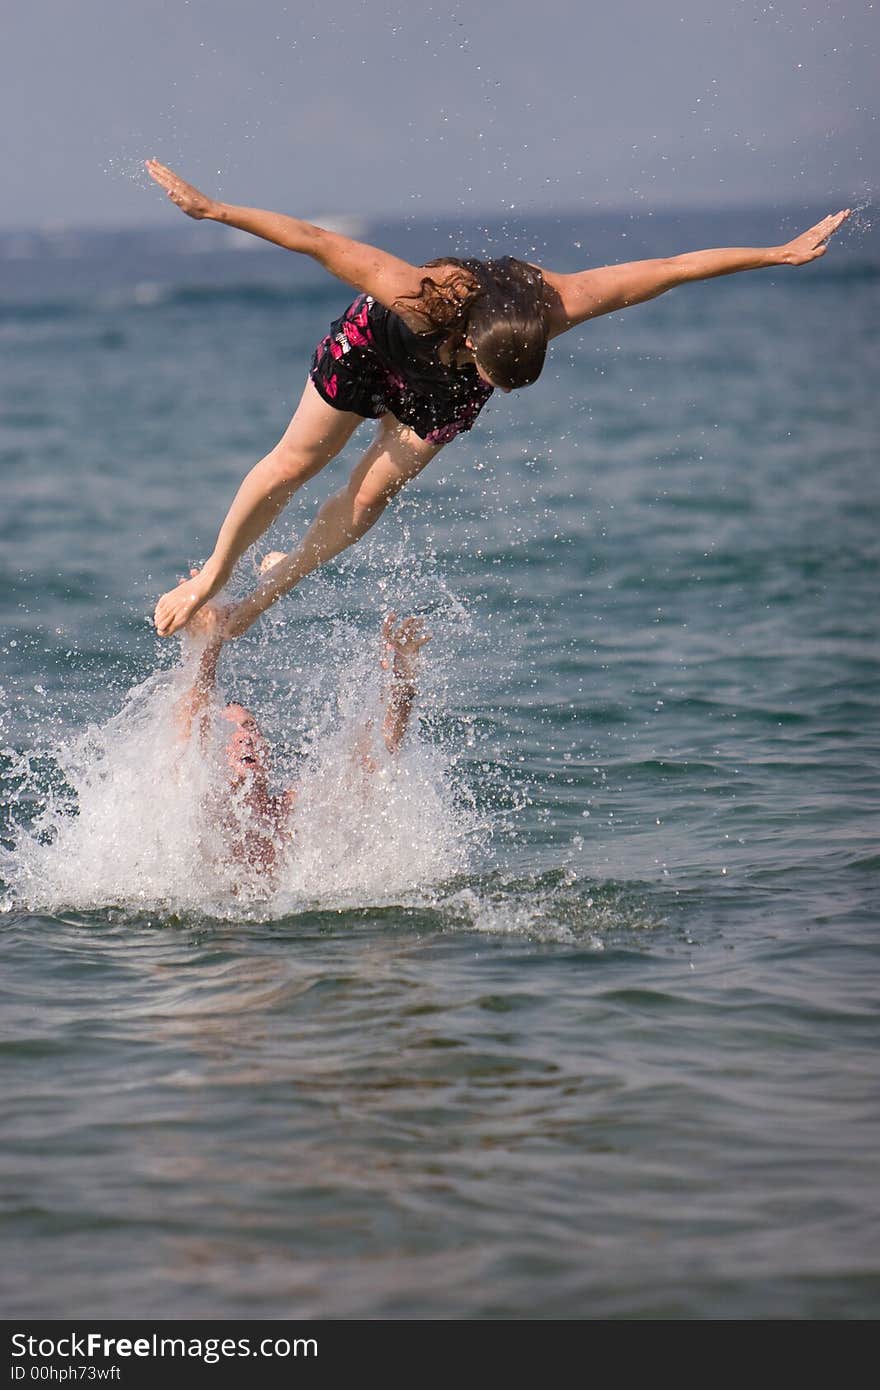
176, 597, 430, 878
146, 159, 851, 642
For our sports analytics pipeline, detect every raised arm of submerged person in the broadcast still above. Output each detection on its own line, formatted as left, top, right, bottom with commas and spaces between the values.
175, 637, 223, 748
348, 613, 430, 775
169, 586, 294, 869
173, 562, 425, 768
380, 614, 430, 756
173, 575, 227, 744
145, 161, 850, 640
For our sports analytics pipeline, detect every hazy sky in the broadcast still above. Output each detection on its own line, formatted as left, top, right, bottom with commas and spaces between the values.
6, 0, 877, 228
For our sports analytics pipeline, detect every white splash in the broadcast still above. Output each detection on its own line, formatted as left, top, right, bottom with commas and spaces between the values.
1, 629, 475, 921
272, 643, 471, 909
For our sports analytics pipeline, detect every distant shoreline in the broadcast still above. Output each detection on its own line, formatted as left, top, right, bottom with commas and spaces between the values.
0, 198, 872, 253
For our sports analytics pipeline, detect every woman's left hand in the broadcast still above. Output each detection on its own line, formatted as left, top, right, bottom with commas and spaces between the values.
778, 209, 851, 265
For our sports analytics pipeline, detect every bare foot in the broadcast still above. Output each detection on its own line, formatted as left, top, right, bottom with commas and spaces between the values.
779, 209, 851, 265
168, 571, 235, 645
155, 568, 217, 637
259, 551, 287, 575
145, 160, 218, 220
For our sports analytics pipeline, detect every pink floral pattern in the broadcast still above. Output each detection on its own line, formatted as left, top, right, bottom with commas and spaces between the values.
343, 319, 371, 348
425, 422, 462, 446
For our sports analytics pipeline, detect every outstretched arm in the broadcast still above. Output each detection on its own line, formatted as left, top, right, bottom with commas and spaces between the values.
381, 615, 430, 756
146, 160, 428, 317
543, 209, 851, 335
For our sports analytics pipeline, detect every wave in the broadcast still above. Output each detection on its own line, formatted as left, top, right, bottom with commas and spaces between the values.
2, 869, 667, 948
0, 279, 343, 327
167, 281, 341, 310
790, 259, 880, 286
0, 300, 83, 324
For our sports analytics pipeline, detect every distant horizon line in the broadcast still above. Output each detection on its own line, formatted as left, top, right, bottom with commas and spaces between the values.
0, 193, 863, 241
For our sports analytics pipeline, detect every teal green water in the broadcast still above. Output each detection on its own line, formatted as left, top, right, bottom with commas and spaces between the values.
1, 210, 878, 1317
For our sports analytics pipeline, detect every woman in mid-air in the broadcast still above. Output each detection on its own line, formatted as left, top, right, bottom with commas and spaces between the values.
146, 159, 850, 642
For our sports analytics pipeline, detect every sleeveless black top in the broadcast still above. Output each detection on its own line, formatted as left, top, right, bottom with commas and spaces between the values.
310, 294, 494, 444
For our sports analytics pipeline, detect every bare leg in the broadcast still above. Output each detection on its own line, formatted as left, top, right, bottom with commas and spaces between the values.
227, 414, 443, 636
155, 380, 364, 636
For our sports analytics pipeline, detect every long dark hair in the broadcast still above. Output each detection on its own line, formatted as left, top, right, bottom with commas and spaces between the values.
397, 256, 548, 389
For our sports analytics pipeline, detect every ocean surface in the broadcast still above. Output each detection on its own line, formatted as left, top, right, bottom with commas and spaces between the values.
1, 203, 878, 1319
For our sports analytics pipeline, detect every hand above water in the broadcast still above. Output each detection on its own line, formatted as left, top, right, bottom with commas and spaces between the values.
777, 209, 851, 266
145, 160, 218, 221
381, 613, 431, 676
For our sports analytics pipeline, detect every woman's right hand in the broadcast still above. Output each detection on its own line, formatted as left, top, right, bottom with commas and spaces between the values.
145, 159, 218, 220
777, 209, 851, 265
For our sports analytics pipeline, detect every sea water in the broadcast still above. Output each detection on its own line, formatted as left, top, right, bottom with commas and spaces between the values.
1, 207, 878, 1317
